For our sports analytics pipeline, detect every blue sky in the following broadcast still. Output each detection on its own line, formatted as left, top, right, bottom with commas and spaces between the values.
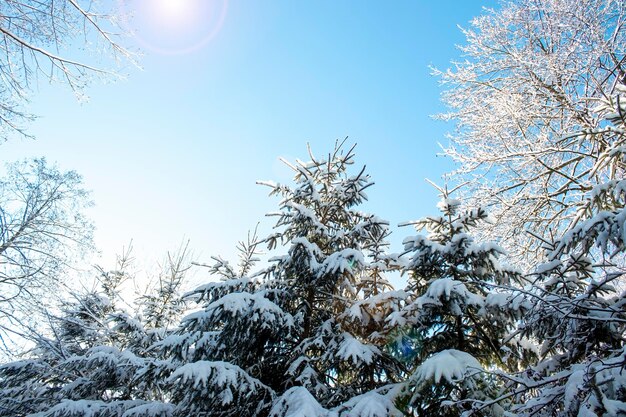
1, 1, 497, 275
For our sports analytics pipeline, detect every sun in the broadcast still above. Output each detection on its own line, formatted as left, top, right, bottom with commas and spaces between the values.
118, 0, 228, 55
152, 0, 196, 25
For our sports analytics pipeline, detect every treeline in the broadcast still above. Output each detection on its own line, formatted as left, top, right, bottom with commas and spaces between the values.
1, 131, 625, 416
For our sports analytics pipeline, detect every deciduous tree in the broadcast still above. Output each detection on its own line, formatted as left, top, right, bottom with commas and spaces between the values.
0, 158, 93, 349
0, 0, 131, 138
436, 0, 626, 266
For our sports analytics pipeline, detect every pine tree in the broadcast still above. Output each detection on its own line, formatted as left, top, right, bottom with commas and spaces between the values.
0, 252, 140, 416
392, 185, 531, 416
141, 229, 285, 416
260, 141, 403, 413
138, 141, 403, 416
0, 248, 191, 417
136, 242, 192, 352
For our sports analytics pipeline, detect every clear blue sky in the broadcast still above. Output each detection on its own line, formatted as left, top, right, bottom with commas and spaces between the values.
1, 1, 497, 275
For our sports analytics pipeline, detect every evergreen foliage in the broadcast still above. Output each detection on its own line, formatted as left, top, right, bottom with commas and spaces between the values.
139, 141, 403, 416
0, 136, 625, 416
0, 249, 190, 417
391, 186, 531, 416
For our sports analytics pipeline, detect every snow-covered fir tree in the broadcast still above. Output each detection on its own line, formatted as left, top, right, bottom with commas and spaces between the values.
262, 142, 403, 414
137, 141, 403, 416
14, 141, 624, 416
0, 248, 191, 417
136, 243, 192, 352
139, 228, 282, 416
0, 253, 136, 416
391, 185, 532, 416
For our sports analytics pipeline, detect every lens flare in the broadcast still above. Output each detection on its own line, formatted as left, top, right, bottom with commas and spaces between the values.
153, 0, 194, 22
118, 0, 228, 55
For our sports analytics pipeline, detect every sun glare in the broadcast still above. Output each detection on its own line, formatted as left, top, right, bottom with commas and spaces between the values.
118, 0, 228, 55
153, 0, 195, 24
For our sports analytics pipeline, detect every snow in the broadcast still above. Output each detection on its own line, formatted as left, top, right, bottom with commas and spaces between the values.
167, 360, 273, 410
563, 369, 584, 413
482, 292, 529, 314
415, 278, 483, 315
386, 310, 408, 327
32, 399, 107, 417
437, 198, 462, 212
483, 292, 510, 308
284, 201, 327, 233
402, 234, 444, 254
319, 249, 365, 277
424, 278, 464, 299
335, 391, 403, 417
291, 237, 324, 261
336, 332, 380, 365
465, 240, 506, 257
269, 387, 333, 417
0, 359, 46, 373
413, 349, 482, 384
184, 276, 253, 301
535, 259, 562, 275
604, 399, 626, 415
292, 362, 319, 386
589, 179, 626, 200
122, 402, 174, 417
156, 334, 187, 349
183, 291, 294, 330
257, 180, 279, 189
346, 290, 407, 324
168, 360, 263, 392
32, 400, 173, 417
555, 207, 626, 256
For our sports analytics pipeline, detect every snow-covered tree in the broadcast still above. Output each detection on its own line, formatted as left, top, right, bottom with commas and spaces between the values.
436, 0, 626, 265
0, 247, 192, 417
471, 83, 626, 417
392, 186, 532, 416
0, 285, 126, 417
0, 253, 136, 416
137, 242, 192, 351
136, 141, 403, 416
0, 159, 94, 351
140, 229, 283, 416
259, 142, 403, 412
0, 0, 132, 139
